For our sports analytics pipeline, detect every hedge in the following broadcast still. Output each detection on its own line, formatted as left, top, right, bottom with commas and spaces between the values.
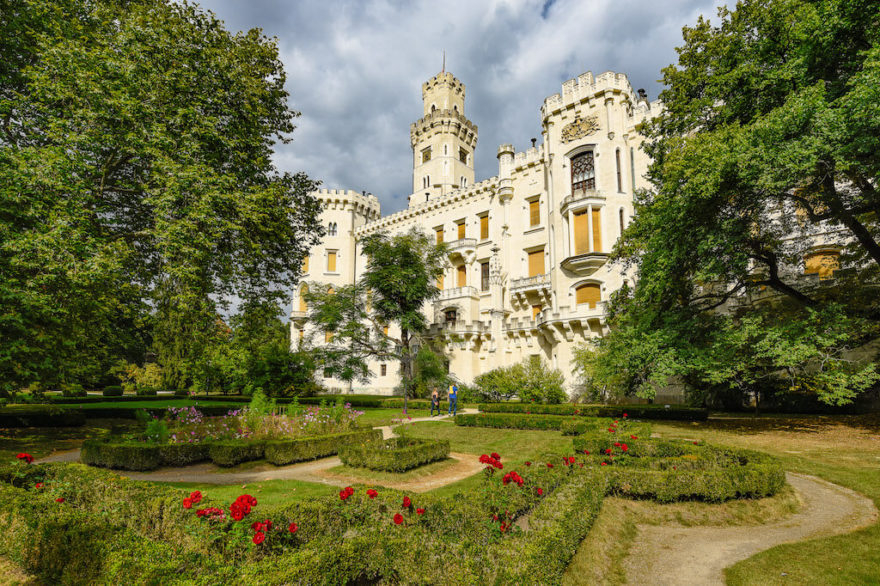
455, 412, 583, 431
478, 402, 709, 421
81, 428, 382, 471
0, 409, 86, 428
264, 429, 383, 465
560, 418, 654, 437
102, 386, 123, 397
380, 398, 468, 410
339, 437, 450, 472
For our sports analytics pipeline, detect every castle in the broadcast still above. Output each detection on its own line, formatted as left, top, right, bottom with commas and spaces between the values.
292, 69, 661, 394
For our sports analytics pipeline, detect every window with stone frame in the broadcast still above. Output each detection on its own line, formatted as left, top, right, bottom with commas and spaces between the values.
459, 148, 468, 164
422, 147, 432, 163
571, 151, 596, 192
480, 261, 490, 291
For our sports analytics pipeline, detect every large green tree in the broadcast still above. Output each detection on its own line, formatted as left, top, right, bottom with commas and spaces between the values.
590, 0, 880, 406
0, 0, 322, 392
306, 229, 446, 410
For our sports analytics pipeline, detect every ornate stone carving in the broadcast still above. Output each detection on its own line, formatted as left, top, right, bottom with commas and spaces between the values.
560, 115, 599, 143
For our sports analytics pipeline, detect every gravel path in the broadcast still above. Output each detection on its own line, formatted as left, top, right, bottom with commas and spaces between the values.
622, 472, 878, 585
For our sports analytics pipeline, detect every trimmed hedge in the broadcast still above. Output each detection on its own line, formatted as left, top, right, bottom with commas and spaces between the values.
339, 437, 450, 472
455, 412, 582, 431
478, 402, 709, 421
82, 428, 382, 471
264, 429, 383, 465
102, 386, 123, 397
0, 409, 86, 428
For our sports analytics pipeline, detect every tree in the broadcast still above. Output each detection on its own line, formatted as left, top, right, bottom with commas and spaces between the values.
474, 358, 567, 404
306, 229, 446, 410
0, 0, 322, 392
594, 0, 880, 406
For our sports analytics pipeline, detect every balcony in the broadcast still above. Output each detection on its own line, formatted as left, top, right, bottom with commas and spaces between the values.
560, 189, 606, 215
510, 272, 552, 306
436, 286, 480, 302
560, 252, 609, 276
445, 238, 477, 263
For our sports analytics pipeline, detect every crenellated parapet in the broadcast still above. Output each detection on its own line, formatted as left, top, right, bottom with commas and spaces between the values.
541, 70, 638, 120
410, 108, 478, 148
311, 188, 381, 220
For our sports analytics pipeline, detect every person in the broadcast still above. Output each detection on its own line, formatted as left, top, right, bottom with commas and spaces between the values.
447, 382, 458, 416
430, 387, 441, 416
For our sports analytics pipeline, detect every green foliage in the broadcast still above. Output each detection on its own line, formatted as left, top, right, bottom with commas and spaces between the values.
265, 429, 383, 466
0, 0, 322, 393
0, 409, 86, 428
455, 412, 580, 431
594, 0, 880, 407
478, 402, 709, 421
412, 345, 451, 398
60, 383, 86, 398
474, 358, 567, 404
102, 386, 123, 397
144, 419, 169, 444
338, 437, 450, 472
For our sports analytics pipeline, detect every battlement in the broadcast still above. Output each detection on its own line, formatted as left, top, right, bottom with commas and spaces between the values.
512, 145, 543, 169
410, 108, 478, 147
311, 188, 381, 219
541, 70, 637, 119
357, 176, 499, 236
422, 72, 465, 97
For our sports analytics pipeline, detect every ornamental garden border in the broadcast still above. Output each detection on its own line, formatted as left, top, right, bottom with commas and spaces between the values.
0, 429, 786, 585
81, 428, 383, 471
339, 437, 450, 472
477, 402, 709, 421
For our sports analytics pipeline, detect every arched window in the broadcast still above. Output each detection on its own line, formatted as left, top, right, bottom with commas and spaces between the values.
453, 105, 459, 113
619, 208, 625, 235
328, 222, 337, 236
431, 104, 436, 113
615, 148, 622, 192
444, 144, 448, 155
575, 283, 601, 309
461, 176, 467, 188
571, 151, 595, 192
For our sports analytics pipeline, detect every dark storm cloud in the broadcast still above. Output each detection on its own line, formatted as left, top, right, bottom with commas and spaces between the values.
196, 0, 724, 214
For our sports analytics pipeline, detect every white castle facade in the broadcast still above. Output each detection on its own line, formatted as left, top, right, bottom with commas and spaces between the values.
292, 69, 661, 394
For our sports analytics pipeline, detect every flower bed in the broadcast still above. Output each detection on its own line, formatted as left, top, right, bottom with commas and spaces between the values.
338, 437, 450, 472
478, 402, 709, 421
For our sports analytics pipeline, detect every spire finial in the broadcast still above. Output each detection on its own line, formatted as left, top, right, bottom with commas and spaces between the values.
442, 50, 445, 73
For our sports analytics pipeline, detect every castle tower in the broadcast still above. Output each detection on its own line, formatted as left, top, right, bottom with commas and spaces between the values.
409, 72, 478, 204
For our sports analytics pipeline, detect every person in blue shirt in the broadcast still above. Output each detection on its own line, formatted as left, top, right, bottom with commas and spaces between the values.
447, 383, 458, 416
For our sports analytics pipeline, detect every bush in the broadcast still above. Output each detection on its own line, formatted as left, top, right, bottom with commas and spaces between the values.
381, 398, 466, 410
0, 409, 86, 428
81, 441, 162, 471
102, 386, 123, 397
61, 383, 87, 398
265, 429, 383, 465
339, 437, 450, 472
479, 403, 597, 416
173, 389, 188, 397
135, 388, 158, 397
206, 441, 266, 467
478, 402, 709, 421
455, 412, 578, 431
474, 358, 567, 403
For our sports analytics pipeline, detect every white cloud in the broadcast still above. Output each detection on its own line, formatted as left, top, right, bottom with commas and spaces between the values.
197, 0, 725, 214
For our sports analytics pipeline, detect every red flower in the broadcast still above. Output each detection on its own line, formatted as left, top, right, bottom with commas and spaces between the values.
607, 428, 616, 433
35, 482, 43, 489
231, 508, 244, 521
495, 462, 504, 470
582, 450, 591, 455
16, 453, 33, 464
614, 442, 621, 447
367, 489, 378, 499
492, 513, 499, 521
55, 497, 65, 503
183, 498, 193, 509
416, 508, 425, 515
601, 462, 608, 466
693, 441, 699, 445
490, 452, 500, 460
499, 522, 507, 533
614, 420, 619, 424
402, 496, 411, 508
621, 444, 629, 452
630, 435, 638, 440
288, 522, 298, 534
251, 521, 263, 531
479, 454, 490, 464
623, 413, 628, 418
546, 462, 553, 468
339, 490, 349, 501
253, 531, 265, 545
393, 513, 403, 525
189, 490, 202, 504
605, 448, 612, 454
524, 461, 532, 466
537, 488, 543, 496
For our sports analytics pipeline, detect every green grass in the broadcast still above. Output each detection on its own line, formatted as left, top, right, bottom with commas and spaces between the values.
327, 457, 458, 484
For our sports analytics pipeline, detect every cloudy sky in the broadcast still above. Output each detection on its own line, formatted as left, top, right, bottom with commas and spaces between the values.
198, 0, 724, 215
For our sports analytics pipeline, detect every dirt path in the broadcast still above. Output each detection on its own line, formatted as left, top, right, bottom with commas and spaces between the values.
622, 472, 878, 585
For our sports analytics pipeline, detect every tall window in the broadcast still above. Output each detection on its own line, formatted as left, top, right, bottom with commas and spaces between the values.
479, 214, 489, 239
591, 208, 602, 251
571, 151, 596, 192
302, 256, 309, 274
457, 221, 466, 239
630, 147, 636, 191
422, 147, 432, 163
380, 364, 387, 376
327, 251, 337, 272
437, 272, 444, 289
461, 176, 467, 188
299, 284, 308, 312
615, 148, 622, 192
532, 305, 543, 319
459, 148, 468, 164
528, 249, 545, 277
328, 222, 337, 236
457, 265, 467, 287
529, 199, 540, 227
575, 283, 601, 309
444, 309, 457, 325
574, 210, 589, 255
481, 261, 490, 291
619, 208, 625, 235
436, 227, 444, 244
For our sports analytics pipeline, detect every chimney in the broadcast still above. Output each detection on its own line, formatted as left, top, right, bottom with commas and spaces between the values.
637, 88, 647, 101
530, 138, 537, 148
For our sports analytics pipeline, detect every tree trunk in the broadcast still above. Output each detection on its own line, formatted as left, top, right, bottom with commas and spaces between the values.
401, 328, 410, 414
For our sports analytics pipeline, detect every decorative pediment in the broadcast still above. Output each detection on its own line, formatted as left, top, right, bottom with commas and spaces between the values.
561, 115, 600, 143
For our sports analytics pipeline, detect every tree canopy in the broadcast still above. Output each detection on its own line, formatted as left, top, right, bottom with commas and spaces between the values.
0, 0, 322, 392
586, 0, 880, 406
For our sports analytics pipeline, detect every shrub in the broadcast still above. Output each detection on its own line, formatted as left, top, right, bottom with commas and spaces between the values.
479, 403, 597, 416
81, 441, 162, 471
339, 437, 450, 472
264, 429, 383, 465
455, 412, 578, 431
173, 388, 188, 397
478, 402, 709, 421
207, 441, 266, 467
61, 383, 87, 398
135, 388, 158, 397
102, 386, 123, 397
474, 358, 567, 404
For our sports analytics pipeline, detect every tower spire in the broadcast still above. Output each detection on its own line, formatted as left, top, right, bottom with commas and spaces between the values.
442, 50, 445, 73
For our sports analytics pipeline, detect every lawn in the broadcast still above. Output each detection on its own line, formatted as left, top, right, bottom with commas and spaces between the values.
152, 478, 338, 510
